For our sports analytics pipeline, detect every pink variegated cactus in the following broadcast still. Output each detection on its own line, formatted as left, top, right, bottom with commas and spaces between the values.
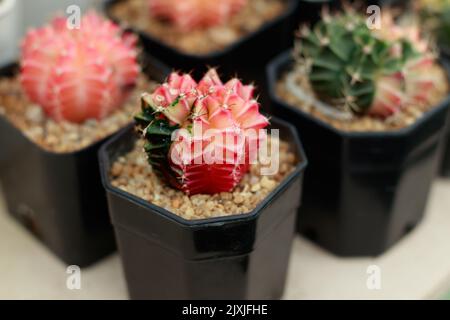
20, 12, 140, 123
136, 69, 269, 195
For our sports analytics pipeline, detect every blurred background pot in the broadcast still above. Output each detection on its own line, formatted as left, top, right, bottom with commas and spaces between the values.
0, 57, 169, 267
104, 0, 298, 107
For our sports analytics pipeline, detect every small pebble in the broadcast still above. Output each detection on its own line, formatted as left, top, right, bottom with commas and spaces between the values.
251, 183, 261, 192
25, 105, 44, 123
111, 163, 124, 177
233, 194, 245, 204
171, 199, 181, 209
261, 176, 276, 190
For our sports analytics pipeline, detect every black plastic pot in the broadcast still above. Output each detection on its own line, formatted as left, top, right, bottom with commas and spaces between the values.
267, 51, 450, 257
440, 47, 450, 61
295, 0, 340, 25
105, 0, 298, 106
99, 118, 307, 299
0, 56, 170, 267
441, 109, 450, 177
433, 57, 450, 177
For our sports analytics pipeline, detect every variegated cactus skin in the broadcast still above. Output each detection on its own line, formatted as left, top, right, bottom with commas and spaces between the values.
20, 12, 140, 123
295, 8, 441, 118
148, 0, 246, 30
135, 69, 269, 195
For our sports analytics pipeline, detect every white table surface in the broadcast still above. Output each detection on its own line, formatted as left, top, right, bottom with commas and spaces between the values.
1, 179, 450, 300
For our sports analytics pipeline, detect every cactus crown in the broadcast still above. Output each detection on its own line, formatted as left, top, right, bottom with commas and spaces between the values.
135, 69, 269, 195
294, 8, 437, 117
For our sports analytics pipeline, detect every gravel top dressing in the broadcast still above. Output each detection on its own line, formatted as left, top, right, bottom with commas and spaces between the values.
110, 137, 297, 220
0, 74, 158, 153
109, 0, 287, 54
276, 64, 449, 132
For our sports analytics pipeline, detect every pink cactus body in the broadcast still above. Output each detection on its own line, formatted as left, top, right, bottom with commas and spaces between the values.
148, 0, 247, 30
20, 12, 140, 123
373, 13, 441, 111
139, 69, 269, 195
369, 73, 405, 118
404, 55, 440, 105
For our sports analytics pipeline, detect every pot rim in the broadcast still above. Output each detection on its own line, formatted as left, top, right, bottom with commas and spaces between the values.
99, 116, 308, 227
0, 55, 170, 157
0, 0, 15, 20
104, 0, 298, 60
266, 50, 450, 138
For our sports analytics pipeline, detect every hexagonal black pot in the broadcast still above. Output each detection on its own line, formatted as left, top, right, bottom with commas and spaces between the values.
99, 118, 307, 299
104, 0, 298, 84
267, 51, 450, 257
0, 56, 170, 267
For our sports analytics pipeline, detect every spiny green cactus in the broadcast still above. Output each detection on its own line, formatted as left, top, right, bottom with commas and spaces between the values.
294, 8, 436, 117
134, 70, 269, 195
135, 94, 179, 171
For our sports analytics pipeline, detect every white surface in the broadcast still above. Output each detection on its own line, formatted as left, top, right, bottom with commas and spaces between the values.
1, 179, 450, 300
0, 0, 19, 66
19, 0, 104, 31
0, 0, 106, 67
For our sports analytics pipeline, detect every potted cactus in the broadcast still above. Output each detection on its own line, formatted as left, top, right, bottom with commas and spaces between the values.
267, 8, 450, 256
104, 0, 298, 81
99, 69, 307, 299
0, 12, 169, 266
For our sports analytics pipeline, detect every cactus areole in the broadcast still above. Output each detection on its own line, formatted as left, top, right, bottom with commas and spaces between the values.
148, 0, 247, 30
135, 69, 270, 195
20, 12, 140, 123
294, 8, 442, 118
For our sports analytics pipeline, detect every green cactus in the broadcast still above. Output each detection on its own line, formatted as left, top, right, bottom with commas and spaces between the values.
134, 94, 180, 178
294, 10, 420, 116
